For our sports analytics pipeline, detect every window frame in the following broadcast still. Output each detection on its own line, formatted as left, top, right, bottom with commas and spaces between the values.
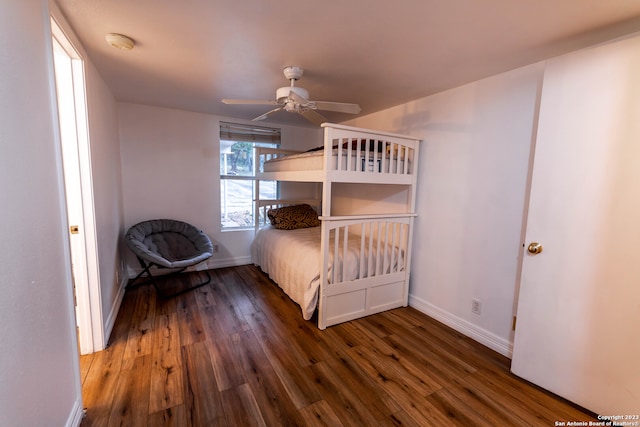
219, 123, 280, 231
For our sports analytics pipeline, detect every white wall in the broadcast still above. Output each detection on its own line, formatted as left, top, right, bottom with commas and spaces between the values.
0, 1, 82, 425
118, 103, 322, 272
85, 59, 126, 340
346, 63, 544, 356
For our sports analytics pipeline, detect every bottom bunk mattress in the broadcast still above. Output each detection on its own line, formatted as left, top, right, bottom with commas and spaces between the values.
250, 225, 405, 321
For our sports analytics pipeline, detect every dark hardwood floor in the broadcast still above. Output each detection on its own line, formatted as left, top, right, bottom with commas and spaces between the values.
79, 265, 594, 426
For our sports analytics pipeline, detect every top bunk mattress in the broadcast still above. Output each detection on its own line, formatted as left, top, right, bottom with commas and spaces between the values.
263, 148, 409, 174
263, 150, 324, 172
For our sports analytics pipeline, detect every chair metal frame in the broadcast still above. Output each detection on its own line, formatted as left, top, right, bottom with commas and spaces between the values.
128, 256, 212, 299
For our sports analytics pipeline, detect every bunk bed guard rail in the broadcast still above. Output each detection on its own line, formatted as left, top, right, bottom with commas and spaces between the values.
317, 213, 417, 329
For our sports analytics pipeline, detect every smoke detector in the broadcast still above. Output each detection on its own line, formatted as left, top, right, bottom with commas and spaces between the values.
105, 33, 135, 50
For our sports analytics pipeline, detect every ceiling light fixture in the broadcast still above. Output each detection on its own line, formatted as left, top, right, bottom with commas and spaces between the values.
105, 33, 135, 50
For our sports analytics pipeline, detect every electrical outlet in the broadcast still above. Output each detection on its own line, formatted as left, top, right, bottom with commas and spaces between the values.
472, 299, 482, 315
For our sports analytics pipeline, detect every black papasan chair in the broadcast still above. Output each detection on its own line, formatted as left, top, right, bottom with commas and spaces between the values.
125, 219, 214, 298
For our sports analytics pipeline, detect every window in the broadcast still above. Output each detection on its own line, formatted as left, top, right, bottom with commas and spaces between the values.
220, 122, 280, 230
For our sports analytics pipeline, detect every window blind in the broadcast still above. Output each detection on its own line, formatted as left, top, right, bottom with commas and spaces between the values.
220, 122, 281, 144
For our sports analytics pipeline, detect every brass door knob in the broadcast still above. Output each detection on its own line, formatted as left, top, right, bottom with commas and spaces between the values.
527, 242, 543, 254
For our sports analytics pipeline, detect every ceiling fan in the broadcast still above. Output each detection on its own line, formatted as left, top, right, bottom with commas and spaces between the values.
221, 66, 361, 126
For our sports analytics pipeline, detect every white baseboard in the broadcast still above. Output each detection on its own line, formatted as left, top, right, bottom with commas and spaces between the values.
103, 275, 127, 349
205, 256, 251, 269
409, 294, 513, 358
66, 398, 84, 427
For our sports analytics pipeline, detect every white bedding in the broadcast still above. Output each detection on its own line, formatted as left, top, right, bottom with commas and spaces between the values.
250, 225, 404, 320
263, 148, 408, 174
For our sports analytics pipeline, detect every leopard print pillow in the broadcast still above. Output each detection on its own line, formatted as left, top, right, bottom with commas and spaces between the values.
267, 204, 321, 230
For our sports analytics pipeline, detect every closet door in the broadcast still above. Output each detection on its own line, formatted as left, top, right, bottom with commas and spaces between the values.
511, 33, 640, 414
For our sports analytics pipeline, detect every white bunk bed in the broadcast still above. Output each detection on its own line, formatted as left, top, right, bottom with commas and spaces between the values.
251, 123, 420, 329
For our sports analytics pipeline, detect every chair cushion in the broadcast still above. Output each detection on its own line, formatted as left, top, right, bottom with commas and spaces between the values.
126, 219, 213, 269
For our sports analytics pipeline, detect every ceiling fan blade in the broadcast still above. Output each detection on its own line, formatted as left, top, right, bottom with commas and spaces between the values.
312, 101, 361, 114
222, 99, 279, 105
252, 106, 284, 121
300, 109, 328, 126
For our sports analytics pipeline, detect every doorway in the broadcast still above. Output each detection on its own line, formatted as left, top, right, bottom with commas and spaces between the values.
51, 18, 103, 354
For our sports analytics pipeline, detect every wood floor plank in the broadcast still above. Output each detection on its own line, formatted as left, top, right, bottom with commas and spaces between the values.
346, 317, 401, 348
352, 330, 444, 394
307, 360, 389, 427
346, 344, 440, 403
216, 266, 262, 316
123, 286, 156, 361
234, 381, 267, 426
154, 271, 210, 299
424, 387, 496, 427
204, 277, 249, 335
379, 307, 425, 330
147, 405, 188, 427
245, 307, 322, 369
176, 292, 205, 347
80, 346, 125, 427
387, 409, 430, 426
349, 347, 448, 423
298, 400, 345, 427
357, 310, 413, 338
234, 329, 306, 426
249, 322, 323, 409
413, 321, 507, 374
383, 330, 477, 387
477, 368, 592, 423
384, 390, 461, 427
106, 354, 151, 427
220, 383, 266, 427
81, 293, 133, 427
192, 280, 217, 308
199, 305, 247, 392
321, 321, 370, 349
80, 279, 141, 422
321, 346, 402, 417
153, 291, 179, 316
79, 352, 94, 385
445, 374, 536, 426
80, 265, 596, 427
148, 313, 184, 413
242, 271, 327, 355
181, 341, 225, 425
461, 369, 587, 425
82, 349, 122, 426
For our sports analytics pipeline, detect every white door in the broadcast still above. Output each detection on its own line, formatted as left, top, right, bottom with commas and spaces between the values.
53, 37, 86, 325
51, 19, 103, 355
511, 33, 640, 414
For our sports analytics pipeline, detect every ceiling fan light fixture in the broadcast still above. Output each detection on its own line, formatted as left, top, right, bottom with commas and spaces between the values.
276, 86, 309, 103
105, 33, 135, 50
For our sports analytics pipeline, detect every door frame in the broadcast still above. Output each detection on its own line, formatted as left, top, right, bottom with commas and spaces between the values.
51, 16, 104, 354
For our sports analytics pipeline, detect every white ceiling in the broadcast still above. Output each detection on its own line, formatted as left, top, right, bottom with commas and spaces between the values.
55, 0, 640, 127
